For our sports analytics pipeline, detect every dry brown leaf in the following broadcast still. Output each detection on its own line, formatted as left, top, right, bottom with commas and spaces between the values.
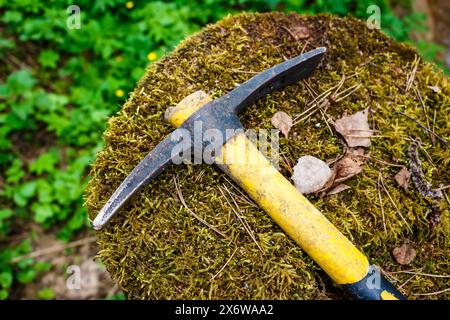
271, 111, 293, 137
393, 241, 417, 265
317, 148, 367, 195
348, 147, 366, 159
326, 183, 351, 196
395, 166, 410, 191
320, 167, 337, 191
291, 26, 310, 40
335, 107, 372, 147
334, 150, 365, 182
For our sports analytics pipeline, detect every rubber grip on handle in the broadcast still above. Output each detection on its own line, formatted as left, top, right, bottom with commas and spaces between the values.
344, 265, 406, 300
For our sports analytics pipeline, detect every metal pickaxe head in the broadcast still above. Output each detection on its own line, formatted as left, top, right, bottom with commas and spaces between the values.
92, 47, 326, 230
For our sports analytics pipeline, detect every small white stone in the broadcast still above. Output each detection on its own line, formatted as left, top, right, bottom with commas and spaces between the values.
291, 155, 332, 194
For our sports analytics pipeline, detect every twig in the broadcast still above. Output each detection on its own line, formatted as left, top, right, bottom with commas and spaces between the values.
294, 77, 345, 122
444, 190, 450, 206
361, 154, 404, 168
219, 186, 263, 253
394, 270, 450, 278
300, 40, 309, 54
399, 274, 416, 289
413, 288, 450, 296
318, 107, 334, 136
379, 174, 413, 233
303, 79, 318, 97
195, 169, 206, 182
310, 78, 342, 103
294, 98, 329, 125
222, 177, 258, 209
398, 112, 450, 148
346, 134, 385, 138
381, 269, 400, 283
280, 153, 294, 174
419, 144, 436, 168
335, 83, 362, 102
210, 247, 238, 281
173, 175, 228, 239
12, 237, 97, 263
388, 268, 421, 274
377, 173, 387, 234
330, 75, 347, 99
281, 26, 298, 41
432, 109, 437, 141
405, 56, 419, 92
5, 53, 27, 69
294, 75, 361, 126
414, 87, 434, 144
349, 129, 381, 133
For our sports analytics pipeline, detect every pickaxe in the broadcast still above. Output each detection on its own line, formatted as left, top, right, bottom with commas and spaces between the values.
92, 47, 405, 300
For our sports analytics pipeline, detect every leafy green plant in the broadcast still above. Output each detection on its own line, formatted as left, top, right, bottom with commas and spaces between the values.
37, 287, 55, 300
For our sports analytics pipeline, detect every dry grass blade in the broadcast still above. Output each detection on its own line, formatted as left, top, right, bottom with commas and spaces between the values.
388, 268, 421, 274
318, 106, 334, 135
432, 109, 437, 140
405, 55, 419, 92
362, 154, 404, 168
294, 98, 329, 125
393, 270, 450, 278
293, 76, 346, 123
414, 86, 434, 144
444, 190, 450, 206
381, 269, 400, 283
335, 83, 362, 102
223, 176, 258, 208
332, 81, 358, 99
398, 111, 450, 148
173, 175, 228, 239
379, 174, 413, 233
413, 288, 450, 296
218, 185, 263, 253
377, 173, 387, 234
399, 274, 416, 289
346, 134, 384, 138
281, 26, 298, 41
210, 247, 238, 281
300, 40, 309, 54
419, 144, 436, 168
294, 75, 362, 126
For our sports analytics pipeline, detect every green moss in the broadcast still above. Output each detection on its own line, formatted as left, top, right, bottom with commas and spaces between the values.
85, 13, 449, 299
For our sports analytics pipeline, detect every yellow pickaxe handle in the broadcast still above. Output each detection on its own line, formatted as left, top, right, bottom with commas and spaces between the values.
166, 91, 404, 300
217, 131, 368, 284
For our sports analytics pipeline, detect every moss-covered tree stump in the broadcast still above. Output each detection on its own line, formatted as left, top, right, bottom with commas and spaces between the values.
86, 13, 450, 299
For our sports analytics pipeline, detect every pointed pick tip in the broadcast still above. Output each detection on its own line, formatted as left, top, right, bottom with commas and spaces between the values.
310, 47, 327, 58
92, 223, 102, 231
92, 215, 105, 230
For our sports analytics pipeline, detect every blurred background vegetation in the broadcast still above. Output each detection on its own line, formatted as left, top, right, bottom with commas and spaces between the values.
0, 0, 448, 300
